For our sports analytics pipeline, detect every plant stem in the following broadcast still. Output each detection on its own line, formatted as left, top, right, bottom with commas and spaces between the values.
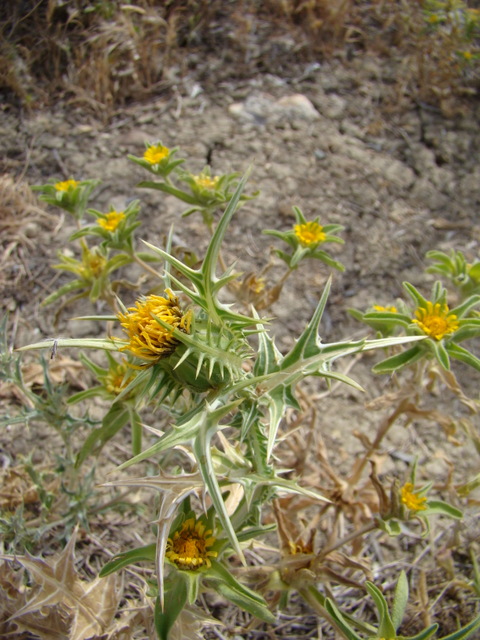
346, 397, 410, 488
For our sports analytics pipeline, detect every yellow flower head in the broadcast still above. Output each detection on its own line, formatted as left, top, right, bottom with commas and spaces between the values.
249, 275, 266, 295
400, 482, 427, 512
294, 221, 326, 247
166, 517, 217, 571
54, 179, 79, 192
412, 301, 459, 341
117, 290, 191, 362
98, 210, 125, 232
373, 305, 398, 313
192, 173, 219, 190
143, 145, 170, 165
103, 362, 131, 395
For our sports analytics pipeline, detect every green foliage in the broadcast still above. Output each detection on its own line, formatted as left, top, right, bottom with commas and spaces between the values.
426, 249, 480, 299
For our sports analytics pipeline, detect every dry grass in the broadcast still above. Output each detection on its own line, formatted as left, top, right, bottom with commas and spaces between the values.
1, 0, 478, 115
0, 173, 58, 313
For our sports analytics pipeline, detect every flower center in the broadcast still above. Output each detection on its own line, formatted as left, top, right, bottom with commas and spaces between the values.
104, 365, 130, 394
294, 221, 326, 247
400, 482, 427, 512
143, 145, 169, 164
166, 518, 217, 571
55, 179, 78, 191
193, 174, 219, 190
412, 301, 458, 340
98, 210, 125, 232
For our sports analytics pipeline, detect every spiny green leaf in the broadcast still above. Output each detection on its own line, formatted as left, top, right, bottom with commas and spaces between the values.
17, 338, 120, 353
193, 401, 245, 564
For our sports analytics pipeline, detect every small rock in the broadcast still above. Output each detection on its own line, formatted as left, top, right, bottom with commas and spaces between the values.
276, 94, 320, 120
228, 92, 319, 125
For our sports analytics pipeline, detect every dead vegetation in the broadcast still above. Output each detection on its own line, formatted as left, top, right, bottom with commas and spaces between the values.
1, 0, 479, 116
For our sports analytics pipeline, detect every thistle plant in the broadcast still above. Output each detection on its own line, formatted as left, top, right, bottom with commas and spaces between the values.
5, 146, 479, 639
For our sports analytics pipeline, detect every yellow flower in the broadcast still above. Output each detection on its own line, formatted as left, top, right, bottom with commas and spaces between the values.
117, 290, 191, 362
166, 517, 218, 570
460, 50, 473, 61
143, 145, 170, 164
412, 301, 459, 341
98, 210, 125, 232
192, 173, 219, 190
400, 482, 427, 512
373, 305, 397, 313
54, 179, 79, 191
249, 275, 266, 295
294, 221, 326, 247
103, 362, 131, 395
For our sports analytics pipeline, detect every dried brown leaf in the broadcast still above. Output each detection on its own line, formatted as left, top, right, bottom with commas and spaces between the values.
2, 527, 122, 640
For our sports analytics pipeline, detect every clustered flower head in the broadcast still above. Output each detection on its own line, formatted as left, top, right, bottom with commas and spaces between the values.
192, 173, 219, 190
412, 301, 459, 341
117, 290, 191, 363
294, 221, 326, 247
98, 210, 125, 232
166, 517, 218, 570
54, 179, 79, 192
400, 482, 427, 512
81, 249, 107, 279
143, 144, 170, 165
103, 361, 131, 395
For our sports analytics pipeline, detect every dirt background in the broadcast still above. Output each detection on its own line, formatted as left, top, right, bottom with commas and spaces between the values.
1, 26, 480, 640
